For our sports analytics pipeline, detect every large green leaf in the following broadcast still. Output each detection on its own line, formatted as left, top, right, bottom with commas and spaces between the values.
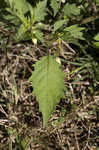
29, 56, 65, 126
34, 0, 47, 22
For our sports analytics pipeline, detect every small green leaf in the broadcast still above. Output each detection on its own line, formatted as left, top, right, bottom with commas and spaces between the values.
54, 19, 68, 32
28, 3, 35, 19
94, 33, 99, 41
50, 0, 60, 16
21, 139, 27, 149
35, 22, 47, 30
63, 25, 85, 40
34, 0, 47, 22
96, 0, 99, 5
93, 42, 99, 49
63, 3, 80, 17
29, 56, 65, 126
34, 30, 44, 43
9, 0, 29, 15
16, 24, 31, 42
64, 25, 84, 32
16, 24, 25, 41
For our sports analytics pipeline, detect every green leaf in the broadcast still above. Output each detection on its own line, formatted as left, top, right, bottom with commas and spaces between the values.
34, 30, 44, 43
16, 24, 25, 41
29, 56, 65, 126
34, 0, 47, 22
63, 25, 85, 40
50, 0, 60, 16
21, 139, 28, 149
93, 42, 99, 49
28, 3, 35, 19
54, 19, 68, 32
35, 22, 49, 30
62, 3, 80, 17
94, 33, 99, 41
96, 0, 99, 5
8, 0, 29, 15
16, 24, 31, 42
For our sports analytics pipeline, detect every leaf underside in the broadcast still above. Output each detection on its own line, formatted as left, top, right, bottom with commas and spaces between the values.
29, 56, 65, 126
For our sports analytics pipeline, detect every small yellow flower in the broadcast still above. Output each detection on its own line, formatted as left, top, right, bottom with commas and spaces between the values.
32, 38, 37, 45
55, 57, 61, 64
